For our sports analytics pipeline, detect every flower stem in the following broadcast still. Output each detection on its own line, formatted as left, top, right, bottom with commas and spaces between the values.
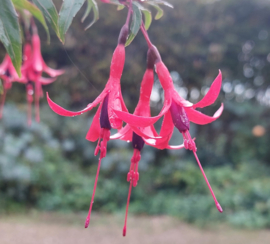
140, 22, 153, 48
125, 0, 133, 26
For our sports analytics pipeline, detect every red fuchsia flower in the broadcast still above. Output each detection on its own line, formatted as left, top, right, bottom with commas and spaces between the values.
47, 11, 131, 227
114, 32, 224, 212
27, 21, 64, 123
21, 42, 56, 125
0, 55, 26, 118
110, 49, 187, 236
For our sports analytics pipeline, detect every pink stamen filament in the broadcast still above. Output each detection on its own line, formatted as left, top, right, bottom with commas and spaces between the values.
185, 131, 223, 213
27, 86, 33, 126
35, 82, 40, 123
0, 89, 7, 119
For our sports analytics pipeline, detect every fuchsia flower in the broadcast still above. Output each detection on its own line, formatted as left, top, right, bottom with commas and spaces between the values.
21, 42, 57, 125
29, 24, 64, 123
47, 23, 130, 228
114, 44, 224, 213
0, 55, 26, 118
110, 48, 188, 236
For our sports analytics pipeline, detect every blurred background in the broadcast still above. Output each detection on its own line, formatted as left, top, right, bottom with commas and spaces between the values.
1, 0, 270, 243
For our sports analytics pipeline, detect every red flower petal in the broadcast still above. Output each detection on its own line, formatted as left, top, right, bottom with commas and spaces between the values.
46, 90, 108, 117
110, 124, 133, 141
43, 62, 65, 77
166, 144, 185, 150
85, 104, 102, 142
39, 77, 56, 85
193, 70, 222, 109
0, 55, 9, 75
173, 90, 193, 108
113, 96, 172, 128
185, 103, 224, 125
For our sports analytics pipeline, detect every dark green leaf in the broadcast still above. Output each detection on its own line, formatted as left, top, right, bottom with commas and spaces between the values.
32, 0, 60, 39
58, 0, 85, 43
134, 2, 152, 30
12, 0, 50, 43
0, 0, 22, 76
125, 2, 142, 47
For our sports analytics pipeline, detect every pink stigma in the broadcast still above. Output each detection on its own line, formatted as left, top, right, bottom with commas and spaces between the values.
85, 218, 90, 228
216, 202, 223, 213
123, 226, 126, 236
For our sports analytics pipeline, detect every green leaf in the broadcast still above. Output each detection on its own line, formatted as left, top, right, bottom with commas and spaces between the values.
58, 0, 85, 43
32, 0, 60, 39
148, 3, 164, 20
125, 2, 142, 47
0, 0, 22, 77
12, 0, 50, 43
81, 0, 93, 23
133, 2, 152, 30
117, 4, 125, 11
152, 0, 173, 9
83, 0, 99, 30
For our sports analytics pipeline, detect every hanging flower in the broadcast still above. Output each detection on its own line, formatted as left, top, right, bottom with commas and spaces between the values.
114, 45, 224, 213
26, 21, 64, 123
47, 21, 131, 228
0, 54, 26, 118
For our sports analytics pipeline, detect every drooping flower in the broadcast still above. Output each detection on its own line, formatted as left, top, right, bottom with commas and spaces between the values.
28, 22, 64, 123
0, 55, 26, 118
110, 48, 187, 236
21, 42, 56, 125
114, 45, 224, 213
47, 21, 130, 228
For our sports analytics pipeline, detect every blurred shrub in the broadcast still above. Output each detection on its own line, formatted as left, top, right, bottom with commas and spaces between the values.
1, 105, 270, 229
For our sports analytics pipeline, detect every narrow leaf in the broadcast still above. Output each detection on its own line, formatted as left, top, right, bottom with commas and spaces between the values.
125, 2, 142, 47
32, 0, 60, 39
134, 2, 152, 30
84, 0, 99, 30
12, 0, 50, 43
0, 0, 22, 76
148, 3, 164, 20
152, 0, 173, 8
58, 0, 85, 43
81, 0, 93, 23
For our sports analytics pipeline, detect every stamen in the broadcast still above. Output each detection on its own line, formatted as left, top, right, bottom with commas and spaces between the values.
27, 83, 34, 126
0, 89, 7, 119
35, 82, 40, 123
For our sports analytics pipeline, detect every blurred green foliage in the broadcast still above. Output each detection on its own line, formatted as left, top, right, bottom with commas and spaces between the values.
1, 0, 270, 229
